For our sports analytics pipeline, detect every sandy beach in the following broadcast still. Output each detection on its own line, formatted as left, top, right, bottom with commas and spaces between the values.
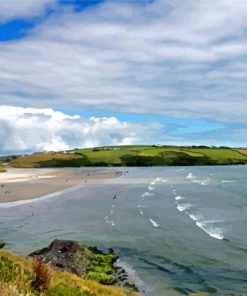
0, 168, 116, 203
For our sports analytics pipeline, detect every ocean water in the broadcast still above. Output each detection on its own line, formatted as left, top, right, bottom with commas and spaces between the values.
0, 166, 247, 295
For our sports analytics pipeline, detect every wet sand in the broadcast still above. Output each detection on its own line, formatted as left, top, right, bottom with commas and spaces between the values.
0, 168, 116, 203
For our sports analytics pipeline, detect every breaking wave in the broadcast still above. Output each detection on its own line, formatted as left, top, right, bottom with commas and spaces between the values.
176, 203, 193, 212
175, 195, 184, 201
195, 221, 225, 240
186, 172, 196, 179
141, 192, 154, 198
221, 180, 234, 183
149, 218, 159, 227
187, 213, 225, 240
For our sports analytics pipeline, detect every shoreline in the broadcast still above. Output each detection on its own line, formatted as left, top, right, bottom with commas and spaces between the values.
0, 168, 117, 204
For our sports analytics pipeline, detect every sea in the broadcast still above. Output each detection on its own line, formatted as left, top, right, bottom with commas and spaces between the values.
0, 166, 247, 295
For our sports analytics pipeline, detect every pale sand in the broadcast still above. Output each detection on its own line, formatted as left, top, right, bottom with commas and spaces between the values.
0, 168, 116, 203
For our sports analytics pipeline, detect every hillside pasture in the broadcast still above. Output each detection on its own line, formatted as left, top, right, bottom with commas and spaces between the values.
5, 146, 247, 168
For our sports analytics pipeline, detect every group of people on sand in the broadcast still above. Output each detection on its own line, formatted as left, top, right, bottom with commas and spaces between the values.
115, 170, 129, 176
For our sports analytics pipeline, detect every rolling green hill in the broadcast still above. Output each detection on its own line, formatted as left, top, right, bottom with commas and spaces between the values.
5, 145, 247, 168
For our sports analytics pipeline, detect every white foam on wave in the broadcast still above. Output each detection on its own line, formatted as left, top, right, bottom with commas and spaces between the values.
175, 195, 184, 201
139, 209, 144, 215
153, 177, 167, 183
155, 177, 162, 182
148, 186, 155, 191
110, 209, 114, 215
176, 168, 185, 172
193, 180, 208, 186
191, 178, 210, 186
141, 192, 154, 198
176, 203, 193, 212
203, 219, 223, 224
221, 180, 234, 183
187, 213, 225, 240
104, 215, 115, 227
116, 259, 149, 293
149, 218, 159, 227
150, 177, 165, 185
188, 213, 203, 221
195, 221, 224, 240
186, 172, 196, 179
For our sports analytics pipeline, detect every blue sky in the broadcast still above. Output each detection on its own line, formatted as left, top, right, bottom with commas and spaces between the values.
0, 0, 247, 153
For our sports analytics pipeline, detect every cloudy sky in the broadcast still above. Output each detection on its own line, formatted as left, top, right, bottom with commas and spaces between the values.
0, 0, 247, 154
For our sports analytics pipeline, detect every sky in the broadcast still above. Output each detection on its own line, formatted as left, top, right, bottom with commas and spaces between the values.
0, 0, 247, 155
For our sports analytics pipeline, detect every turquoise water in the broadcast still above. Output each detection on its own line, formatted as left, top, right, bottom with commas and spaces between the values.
0, 166, 247, 295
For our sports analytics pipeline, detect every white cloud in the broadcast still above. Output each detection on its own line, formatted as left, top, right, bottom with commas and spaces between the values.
1, 0, 247, 124
0, 0, 56, 23
0, 106, 162, 154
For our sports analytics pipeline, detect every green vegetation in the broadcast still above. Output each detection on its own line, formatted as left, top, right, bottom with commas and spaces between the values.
85, 252, 118, 285
9, 152, 90, 168
0, 250, 137, 296
5, 146, 247, 168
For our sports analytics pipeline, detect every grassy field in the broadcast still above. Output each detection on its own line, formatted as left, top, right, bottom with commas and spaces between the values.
5, 146, 247, 168
10, 152, 89, 168
236, 149, 247, 156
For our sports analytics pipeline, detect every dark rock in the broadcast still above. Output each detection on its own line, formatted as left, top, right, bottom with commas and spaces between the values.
29, 239, 138, 292
0, 242, 5, 249
108, 247, 115, 254
30, 240, 90, 277
55, 262, 65, 268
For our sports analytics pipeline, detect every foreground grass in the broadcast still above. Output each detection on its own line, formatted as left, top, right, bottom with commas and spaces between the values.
7, 145, 247, 168
0, 250, 137, 296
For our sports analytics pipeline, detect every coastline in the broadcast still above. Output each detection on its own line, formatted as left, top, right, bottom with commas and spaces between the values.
0, 168, 117, 203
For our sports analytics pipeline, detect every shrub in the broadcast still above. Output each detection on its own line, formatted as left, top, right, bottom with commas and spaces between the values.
32, 257, 51, 292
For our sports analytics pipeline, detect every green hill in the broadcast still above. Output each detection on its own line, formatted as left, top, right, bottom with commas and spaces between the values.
5, 145, 247, 168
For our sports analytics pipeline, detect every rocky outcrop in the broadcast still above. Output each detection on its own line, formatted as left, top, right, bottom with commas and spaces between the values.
0, 242, 5, 249
30, 239, 138, 291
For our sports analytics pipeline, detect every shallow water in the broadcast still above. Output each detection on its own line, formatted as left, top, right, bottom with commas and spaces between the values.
0, 166, 247, 295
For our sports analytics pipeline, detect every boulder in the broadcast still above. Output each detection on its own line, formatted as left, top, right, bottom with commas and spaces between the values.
30, 239, 138, 291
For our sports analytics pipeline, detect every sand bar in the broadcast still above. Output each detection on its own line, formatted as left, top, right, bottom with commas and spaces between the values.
0, 168, 116, 203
